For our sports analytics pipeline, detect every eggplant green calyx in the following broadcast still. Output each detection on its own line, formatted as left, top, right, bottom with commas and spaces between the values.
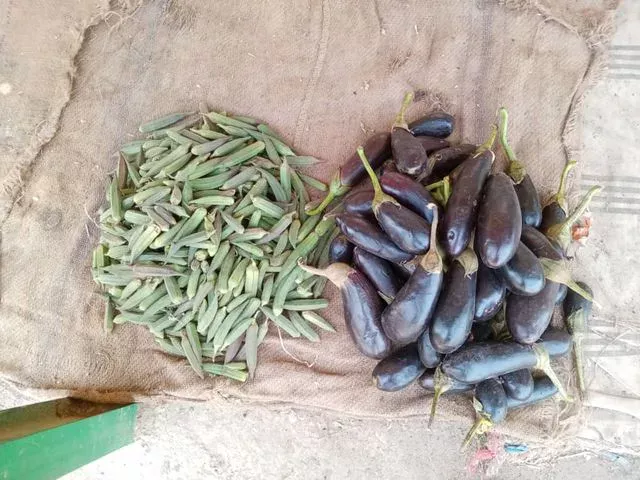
532, 343, 571, 402
428, 366, 451, 429
460, 398, 494, 451
548, 160, 578, 214
357, 146, 400, 214
419, 205, 443, 274
392, 91, 414, 131
474, 124, 498, 156
545, 185, 602, 251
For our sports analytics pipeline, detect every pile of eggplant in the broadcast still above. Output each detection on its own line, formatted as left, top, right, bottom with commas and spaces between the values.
302, 93, 599, 449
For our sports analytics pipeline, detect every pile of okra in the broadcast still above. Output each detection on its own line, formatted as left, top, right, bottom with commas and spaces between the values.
304, 93, 600, 448
93, 110, 336, 382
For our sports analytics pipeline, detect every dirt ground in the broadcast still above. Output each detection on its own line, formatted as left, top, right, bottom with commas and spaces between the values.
2, 2, 639, 479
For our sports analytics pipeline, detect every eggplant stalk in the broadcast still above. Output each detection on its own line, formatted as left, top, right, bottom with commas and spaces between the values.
498, 108, 525, 184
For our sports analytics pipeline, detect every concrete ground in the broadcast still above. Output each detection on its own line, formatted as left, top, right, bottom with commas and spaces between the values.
3, 2, 639, 479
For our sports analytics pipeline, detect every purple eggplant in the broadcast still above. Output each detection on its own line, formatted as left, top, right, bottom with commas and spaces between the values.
417, 136, 450, 153
474, 263, 506, 323
344, 188, 374, 216
409, 112, 455, 138
498, 242, 545, 296
507, 376, 557, 409
418, 328, 443, 368
515, 174, 542, 227
372, 344, 426, 391
328, 234, 354, 264
501, 369, 534, 401
420, 144, 476, 184
380, 171, 439, 223
506, 282, 559, 344
462, 378, 508, 450
353, 247, 403, 300
391, 92, 429, 175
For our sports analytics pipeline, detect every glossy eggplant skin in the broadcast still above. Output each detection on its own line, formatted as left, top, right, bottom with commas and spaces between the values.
417, 136, 450, 153
564, 282, 593, 320
409, 113, 455, 138
520, 225, 563, 261
506, 281, 560, 345
442, 342, 539, 384
540, 202, 567, 234
381, 171, 439, 223
441, 151, 493, 257
507, 376, 557, 409
515, 175, 542, 227
422, 144, 476, 183
537, 328, 572, 357
474, 263, 506, 322
418, 369, 473, 393
336, 213, 413, 263
341, 267, 392, 359
475, 173, 522, 268
344, 188, 374, 216
555, 284, 568, 304
381, 260, 443, 345
498, 242, 545, 296
353, 247, 403, 299
501, 369, 534, 401
430, 261, 477, 354
392, 128, 428, 176
372, 344, 426, 391
328, 234, 354, 264
375, 201, 431, 254
417, 328, 443, 368
476, 378, 508, 423
340, 133, 391, 188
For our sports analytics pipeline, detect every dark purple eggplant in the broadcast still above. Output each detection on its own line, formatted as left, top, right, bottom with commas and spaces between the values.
328, 234, 354, 264
515, 174, 542, 227
501, 369, 534, 401
335, 213, 413, 263
353, 247, 403, 300
471, 321, 494, 342
344, 188, 374, 216
555, 284, 568, 304
418, 369, 472, 393
506, 282, 559, 344
358, 147, 431, 254
441, 150, 493, 257
420, 144, 476, 184
372, 344, 426, 391
298, 262, 391, 359
417, 136, 450, 153
430, 249, 478, 353
507, 376, 557, 409
537, 328, 572, 357
418, 326, 443, 368
564, 281, 593, 394
474, 263, 506, 322
462, 378, 508, 449
381, 209, 443, 344
391, 92, 428, 175
520, 225, 564, 261
441, 341, 569, 400
308, 132, 390, 215
380, 171, 439, 223
409, 112, 455, 138
475, 173, 522, 268
540, 161, 576, 232
498, 242, 545, 296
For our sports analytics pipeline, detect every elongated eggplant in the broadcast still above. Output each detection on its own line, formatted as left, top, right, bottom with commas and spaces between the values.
380, 171, 439, 223
475, 173, 522, 268
564, 281, 593, 394
417, 136, 450, 153
420, 144, 476, 184
328, 234, 354, 264
430, 249, 478, 353
462, 378, 507, 449
308, 132, 390, 215
501, 369, 534, 401
381, 209, 443, 344
335, 213, 413, 263
418, 369, 472, 393
474, 263, 506, 322
344, 188, 374, 216
418, 327, 443, 368
498, 242, 545, 296
353, 247, 403, 300
497, 108, 542, 227
506, 281, 559, 344
507, 376, 557, 409
515, 174, 542, 227
520, 225, 563, 261
555, 284, 568, 304
358, 147, 431, 254
441, 150, 493, 257
539, 161, 576, 232
391, 92, 428, 175
441, 341, 569, 400
372, 344, 426, 391
537, 328, 572, 357
297, 262, 391, 359
409, 112, 455, 138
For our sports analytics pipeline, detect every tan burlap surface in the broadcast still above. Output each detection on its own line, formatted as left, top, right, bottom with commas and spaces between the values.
0, 0, 620, 444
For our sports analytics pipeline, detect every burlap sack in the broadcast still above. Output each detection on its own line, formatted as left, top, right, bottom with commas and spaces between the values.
0, 0, 620, 445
